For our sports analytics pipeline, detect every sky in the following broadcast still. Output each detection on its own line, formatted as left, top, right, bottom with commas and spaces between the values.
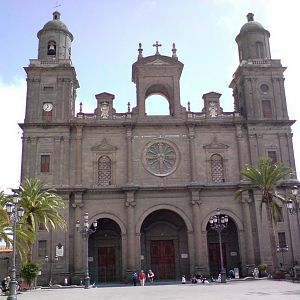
0, 0, 299, 192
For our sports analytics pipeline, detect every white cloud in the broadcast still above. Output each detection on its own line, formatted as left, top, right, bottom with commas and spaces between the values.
0, 78, 26, 193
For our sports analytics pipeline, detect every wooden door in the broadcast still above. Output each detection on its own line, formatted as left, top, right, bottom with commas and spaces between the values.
150, 240, 175, 279
98, 247, 116, 282
208, 243, 227, 276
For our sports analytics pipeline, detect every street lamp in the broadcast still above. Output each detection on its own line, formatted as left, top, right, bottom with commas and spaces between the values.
44, 255, 58, 286
76, 212, 98, 289
5, 194, 25, 300
276, 245, 289, 271
209, 208, 228, 283
287, 185, 299, 214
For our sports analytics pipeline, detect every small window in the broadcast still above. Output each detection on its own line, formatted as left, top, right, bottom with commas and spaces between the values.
211, 154, 225, 183
47, 41, 56, 56
267, 151, 277, 164
38, 240, 47, 257
260, 84, 269, 93
41, 155, 50, 173
43, 86, 54, 92
98, 156, 112, 186
278, 232, 287, 247
262, 100, 272, 118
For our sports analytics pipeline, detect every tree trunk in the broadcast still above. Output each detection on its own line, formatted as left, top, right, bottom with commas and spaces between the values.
265, 201, 279, 273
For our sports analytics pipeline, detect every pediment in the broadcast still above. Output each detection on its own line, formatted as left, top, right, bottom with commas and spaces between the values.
146, 59, 170, 66
91, 138, 118, 152
203, 137, 229, 150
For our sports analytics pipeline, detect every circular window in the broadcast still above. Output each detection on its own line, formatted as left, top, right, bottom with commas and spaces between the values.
260, 84, 269, 93
143, 140, 178, 177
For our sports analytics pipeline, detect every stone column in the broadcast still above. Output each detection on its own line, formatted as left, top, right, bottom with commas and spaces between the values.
126, 127, 133, 184
29, 137, 38, 178
241, 196, 255, 268
191, 189, 202, 270
72, 193, 83, 276
75, 126, 83, 185
54, 136, 61, 185
125, 191, 136, 271
188, 126, 197, 182
248, 134, 258, 165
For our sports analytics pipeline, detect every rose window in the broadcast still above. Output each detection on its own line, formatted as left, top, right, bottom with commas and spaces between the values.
144, 141, 177, 176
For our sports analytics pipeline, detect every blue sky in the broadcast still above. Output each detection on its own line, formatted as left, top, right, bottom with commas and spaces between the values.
0, 0, 299, 191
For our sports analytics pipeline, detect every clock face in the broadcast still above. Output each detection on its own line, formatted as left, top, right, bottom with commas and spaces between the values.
43, 103, 53, 112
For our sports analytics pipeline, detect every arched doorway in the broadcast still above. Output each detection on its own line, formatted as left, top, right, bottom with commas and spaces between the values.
140, 209, 189, 280
89, 218, 122, 283
206, 217, 241, 277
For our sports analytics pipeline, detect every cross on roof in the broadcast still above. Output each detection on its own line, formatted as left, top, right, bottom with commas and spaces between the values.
54, 1, 61, 9
153, 41, 162, 55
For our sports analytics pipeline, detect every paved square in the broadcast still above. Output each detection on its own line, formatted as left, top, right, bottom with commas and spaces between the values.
12, 280, 300, 300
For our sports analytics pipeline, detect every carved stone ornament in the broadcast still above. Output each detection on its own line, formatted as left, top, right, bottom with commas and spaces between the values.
143, 140, 178, 177
208, 101, 218, 117
100, 102, 109, 119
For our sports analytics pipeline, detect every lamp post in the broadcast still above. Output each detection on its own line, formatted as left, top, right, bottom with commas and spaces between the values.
287, 185, 299, 214
209, 208, 228, 283
276, 245, 289, 271
76, 212, 97, 289
44, 255, 58, 286
5, 194, 25, 300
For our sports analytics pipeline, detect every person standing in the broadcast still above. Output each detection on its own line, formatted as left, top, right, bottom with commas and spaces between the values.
132, 271, 138, 286
139, 270, 146, 286
148, 269, 155, 284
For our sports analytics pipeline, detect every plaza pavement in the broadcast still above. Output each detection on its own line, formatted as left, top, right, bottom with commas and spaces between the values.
8, 279, 300, 300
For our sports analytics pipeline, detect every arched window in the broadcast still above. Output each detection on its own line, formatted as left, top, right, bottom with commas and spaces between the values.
145, 94, 170, 115
210, 154, 225, 183
255, 42, 264, 58
98, 156, 112, 186
47, 41, 56, 56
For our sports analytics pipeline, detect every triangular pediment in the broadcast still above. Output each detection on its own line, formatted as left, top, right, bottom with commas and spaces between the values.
146, 59, 170, 66
91, 138, 118, 152
203, 137, 229, 150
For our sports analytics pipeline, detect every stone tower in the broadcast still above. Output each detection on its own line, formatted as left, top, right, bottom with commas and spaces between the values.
23, 11, 79, 124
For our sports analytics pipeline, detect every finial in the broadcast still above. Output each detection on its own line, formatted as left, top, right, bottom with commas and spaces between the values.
153, 41, 162, 55
79, 102, 83, 113
187, 101, 190, 112
127, 102, 131, 112
172, 42, 177, 59
138, 43, 143, 59
247, 13, 254, 22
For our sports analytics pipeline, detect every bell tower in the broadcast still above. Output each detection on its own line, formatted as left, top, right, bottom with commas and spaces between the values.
131, 42, 185, 118
24, 11, 79, 123
230, 13, 288, 121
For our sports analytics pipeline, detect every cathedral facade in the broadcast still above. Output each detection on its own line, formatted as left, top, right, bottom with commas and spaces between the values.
20, 11, 300, 284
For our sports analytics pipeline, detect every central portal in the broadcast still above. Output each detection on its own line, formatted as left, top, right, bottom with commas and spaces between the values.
140, 209, 189, 280
150, 240, 175, 279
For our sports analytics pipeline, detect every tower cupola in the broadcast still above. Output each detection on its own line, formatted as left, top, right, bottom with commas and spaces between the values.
235, 13, 271, 62
37, 11, 73, 60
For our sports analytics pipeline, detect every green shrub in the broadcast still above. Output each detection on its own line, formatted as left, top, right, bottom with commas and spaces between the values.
20, 261, 40, 287
258, 263, 267, 271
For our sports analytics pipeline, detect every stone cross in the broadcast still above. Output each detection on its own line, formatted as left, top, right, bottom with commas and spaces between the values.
153, 41, 162, 55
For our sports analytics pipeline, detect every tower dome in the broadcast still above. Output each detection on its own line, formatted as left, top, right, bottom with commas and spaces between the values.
236, 13, 271, 62
37, 11, 73, 60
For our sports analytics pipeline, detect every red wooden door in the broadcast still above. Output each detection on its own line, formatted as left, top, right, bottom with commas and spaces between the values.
150, 240, 175, 279
98, 247, 116, 282
208, 243, 227, 276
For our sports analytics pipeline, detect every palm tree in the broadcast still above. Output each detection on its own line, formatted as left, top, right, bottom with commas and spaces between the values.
235, 157, 291, 273
17, 178, 67, 260
0, 192, 34, 263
